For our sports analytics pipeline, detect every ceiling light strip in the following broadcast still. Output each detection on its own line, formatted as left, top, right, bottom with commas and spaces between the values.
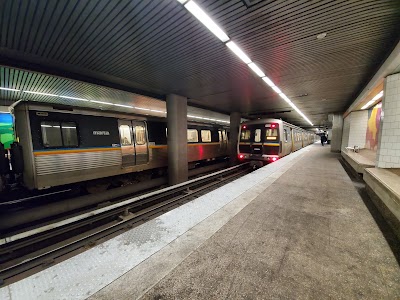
23, 91, 58, 97
177, 0, 313, 126
183, 1, 229, 42
0, 87, 20, 92
59, 96, 88, 101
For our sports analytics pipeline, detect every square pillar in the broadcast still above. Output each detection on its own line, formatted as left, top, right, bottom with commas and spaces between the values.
229, 112, 241, 166
330, 113, 343, 152
166, 94, 188, 185
376, 73, 400, 168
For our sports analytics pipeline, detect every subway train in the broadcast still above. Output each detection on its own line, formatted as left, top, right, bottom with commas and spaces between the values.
237, 118, 315, 167
0, 101, 229, 194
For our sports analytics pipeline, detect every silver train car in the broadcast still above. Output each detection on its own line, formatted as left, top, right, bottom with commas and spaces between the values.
3, 101, 228, 191
237, 118, 314, 166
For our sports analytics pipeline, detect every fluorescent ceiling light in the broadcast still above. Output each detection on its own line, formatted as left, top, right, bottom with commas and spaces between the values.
135, 107, 151, 111
114, 103, 133, 108
361, 91, 383, 110
262, 77, 275, 87
184, 1, 230, 42
150, 109, 164, 113
248, 62, 265, 77
226, 41, 251, 64
24, 91, 58, 97
59, 95, 88, 101
271, 86, 282, 94
177, 0, 188, 3
0, 87, 20, 92
279, 93, 291, 102
90, 100, 112, 105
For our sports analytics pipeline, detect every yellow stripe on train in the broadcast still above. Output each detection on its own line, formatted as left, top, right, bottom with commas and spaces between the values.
33, 147, 121, 156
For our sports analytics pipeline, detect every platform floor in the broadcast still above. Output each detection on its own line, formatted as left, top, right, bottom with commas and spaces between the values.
1, 145, 399, 299
94, 145, 399, 299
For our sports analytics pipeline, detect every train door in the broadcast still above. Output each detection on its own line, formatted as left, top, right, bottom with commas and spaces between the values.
218, 129, 228, 153
118, 120, 149, 167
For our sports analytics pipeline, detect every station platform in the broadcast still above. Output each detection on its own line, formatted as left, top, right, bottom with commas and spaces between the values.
1, 144, 399, 299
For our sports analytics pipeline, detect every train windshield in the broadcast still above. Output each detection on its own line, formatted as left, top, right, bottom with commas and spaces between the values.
240, 124, 279, 143
265, 128, 278, 140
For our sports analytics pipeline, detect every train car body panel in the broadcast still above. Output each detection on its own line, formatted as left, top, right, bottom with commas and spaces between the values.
12, 102, 229, 190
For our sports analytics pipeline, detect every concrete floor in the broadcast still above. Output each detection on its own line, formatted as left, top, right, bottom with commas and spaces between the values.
91, 145, 400, 300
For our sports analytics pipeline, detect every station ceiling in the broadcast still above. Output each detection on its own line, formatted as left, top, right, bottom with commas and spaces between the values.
0, 0, 399, 127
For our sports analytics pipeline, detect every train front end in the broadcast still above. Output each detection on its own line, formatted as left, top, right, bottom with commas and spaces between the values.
237, 120, 281, 167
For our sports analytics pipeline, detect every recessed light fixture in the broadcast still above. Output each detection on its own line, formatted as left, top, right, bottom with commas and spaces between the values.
361, 91, 383, 110
0, 87, 20, 92
184, 0, 230, 42
114, 103, 134, 108
317, 32, 327, 39
262, 77, 275, 87
24, 91, 58, 97
248, 62, 265, 77
172, 1, 315, 125
271, 86, 282, 94
226, 41, 252, 64
90, 100, 112, 105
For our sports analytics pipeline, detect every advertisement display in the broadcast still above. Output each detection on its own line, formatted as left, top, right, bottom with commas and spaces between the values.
0, 112, 14, 149
365, 102, 382, 151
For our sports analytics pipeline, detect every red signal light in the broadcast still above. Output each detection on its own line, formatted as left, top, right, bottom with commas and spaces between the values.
239, 154, 244, 159
271, 123, 277, 128
242, 125, 246, 129
272, 157, 278, 162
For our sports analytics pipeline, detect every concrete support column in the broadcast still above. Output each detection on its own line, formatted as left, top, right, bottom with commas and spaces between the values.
376, 73, 400, 168
341, 110, 368, 151
330, 113, 343, 152
229, 112, 241, 166
167, 94, 188, 185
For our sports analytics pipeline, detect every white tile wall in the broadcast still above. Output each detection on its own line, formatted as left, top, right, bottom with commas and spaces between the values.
348, 110, 368, 148
377, 73, 400, 168
341, 110, 368, 151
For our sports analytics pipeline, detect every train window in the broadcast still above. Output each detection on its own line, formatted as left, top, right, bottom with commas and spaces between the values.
254, 129, 261, 142
119, 125, 132, 146
218, 130, 222, 142
265, 128, 278, 140
201, 130, 211, 142
283, 129, 288, 142
222, 130, 227, 142
240, 130, 251, 141
135, 125, 146, 145
187, 129, 199, 143
61, 122, 78, 147
41, 121, 63, 147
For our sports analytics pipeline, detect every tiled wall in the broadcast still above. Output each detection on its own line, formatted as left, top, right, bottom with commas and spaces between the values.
341, 111, 368, 151
341, 115, 350, 152
377, 73, 400, 168
348, 110, 368, 148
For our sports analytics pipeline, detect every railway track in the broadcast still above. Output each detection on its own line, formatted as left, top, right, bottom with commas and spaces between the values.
0, 163, 250, 287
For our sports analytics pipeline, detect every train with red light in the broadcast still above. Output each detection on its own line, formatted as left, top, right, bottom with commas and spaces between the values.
237, 118, 315, 167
